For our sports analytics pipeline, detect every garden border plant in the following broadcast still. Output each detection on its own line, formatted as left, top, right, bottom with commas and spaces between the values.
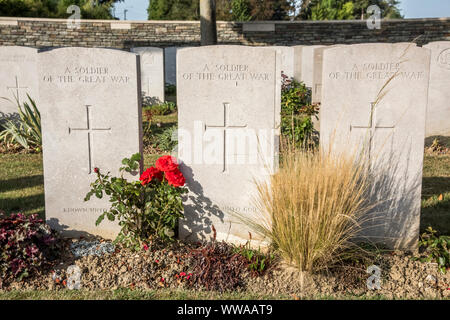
0, 94, 42, 152
85, 153, 187, 249
0, 213, 61, 288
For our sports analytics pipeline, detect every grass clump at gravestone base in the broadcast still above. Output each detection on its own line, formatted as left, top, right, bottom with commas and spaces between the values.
233, 146, 374, 273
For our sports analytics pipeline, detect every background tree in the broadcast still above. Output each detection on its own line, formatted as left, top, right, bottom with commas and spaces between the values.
230, 0, 251, 21
297, 0, 403, 20
148, 0, 294, 21
248, 0, 294, 20
148, 0, 200, 20
351, 0, 403, 19
0, 0, 122, 19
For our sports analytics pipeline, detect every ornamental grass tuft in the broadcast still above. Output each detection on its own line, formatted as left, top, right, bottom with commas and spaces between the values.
248, 147, 373, 272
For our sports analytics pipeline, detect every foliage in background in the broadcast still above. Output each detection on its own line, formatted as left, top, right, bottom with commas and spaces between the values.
148, 0, 294, 21
280, 73, 318, 149
415, 227, 449, 274
153, 126, 178, 153
148, 0, 200, 20
298, 0, 403, 20
309, 0, 354, 20
142, 105, 177, 154
143, 102, 177, 116
0, 94, 42, 152
230, 0, 251, 21
0, 213, 61, 287
243, 148, 372, 272
165, 84, 177, 96
0, 0, 122, 19
85, 154, 187, 249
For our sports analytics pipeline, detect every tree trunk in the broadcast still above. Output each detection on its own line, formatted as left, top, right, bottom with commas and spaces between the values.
200, 0, 217, 46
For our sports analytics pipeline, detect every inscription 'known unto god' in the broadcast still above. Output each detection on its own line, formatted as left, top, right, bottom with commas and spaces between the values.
328, 62, 426, 81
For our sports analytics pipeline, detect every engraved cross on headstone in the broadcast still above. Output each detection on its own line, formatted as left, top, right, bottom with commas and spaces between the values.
350, 102, 395, 162
205, 103, 247, 173
69, 105, 111, 174
6, 76, 28, 103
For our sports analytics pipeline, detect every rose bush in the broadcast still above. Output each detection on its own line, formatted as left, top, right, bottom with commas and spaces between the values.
85, 153, 187, 249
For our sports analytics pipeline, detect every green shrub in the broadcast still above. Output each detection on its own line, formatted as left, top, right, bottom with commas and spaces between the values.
0, 94, 41, 152
85, 154, 187, 249
415, 227, 449, 274
143, 102, 176, 116
165, 84, 176, 96
280, 73, 319, 148
154, 126, 178, 152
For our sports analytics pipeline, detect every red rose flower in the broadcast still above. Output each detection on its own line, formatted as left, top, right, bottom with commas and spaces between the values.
140, 166, 163, 185
155, 155, 179, 172
165, 168, 185, 187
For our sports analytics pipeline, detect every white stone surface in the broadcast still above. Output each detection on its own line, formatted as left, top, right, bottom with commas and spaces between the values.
298, 45, 325, 88
424, 41, 450, 137
293, 45, 303, 81
320, 43, 430, 249
132, 47, 165, 104
39, 47, 143, 239
264, 46, 294, 79
177, 45, 281, 244
312, 45, 344, 104
0, 46, 38, 118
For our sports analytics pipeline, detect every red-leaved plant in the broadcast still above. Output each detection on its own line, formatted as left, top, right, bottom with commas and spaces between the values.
0, 213, 60, 286
85, 154, 187, 249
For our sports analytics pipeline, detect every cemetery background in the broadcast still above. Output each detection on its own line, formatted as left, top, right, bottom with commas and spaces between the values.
0, 16, 449, 299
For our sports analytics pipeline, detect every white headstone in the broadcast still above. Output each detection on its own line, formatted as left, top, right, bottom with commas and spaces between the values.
164, 47, 179, 86
265, 46, 294, 79
312, 45, 344, 104
177, 45, 281, 244
293, 45, 303, 82
424, 41, 450, 137
131, 47, 165, 104
39, 47, 143, 239
297, 45, 325, 88
320, 43, 430, 249
0, 46, 38, 118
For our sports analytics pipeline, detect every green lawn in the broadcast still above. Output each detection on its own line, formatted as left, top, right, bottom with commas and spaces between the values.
0, 288, 295, 300
0, 289, 400, 300
421, 154, 450, 234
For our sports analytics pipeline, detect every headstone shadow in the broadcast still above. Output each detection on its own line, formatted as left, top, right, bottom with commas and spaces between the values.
179, 163, 224, 242
358, 144, 422, 249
